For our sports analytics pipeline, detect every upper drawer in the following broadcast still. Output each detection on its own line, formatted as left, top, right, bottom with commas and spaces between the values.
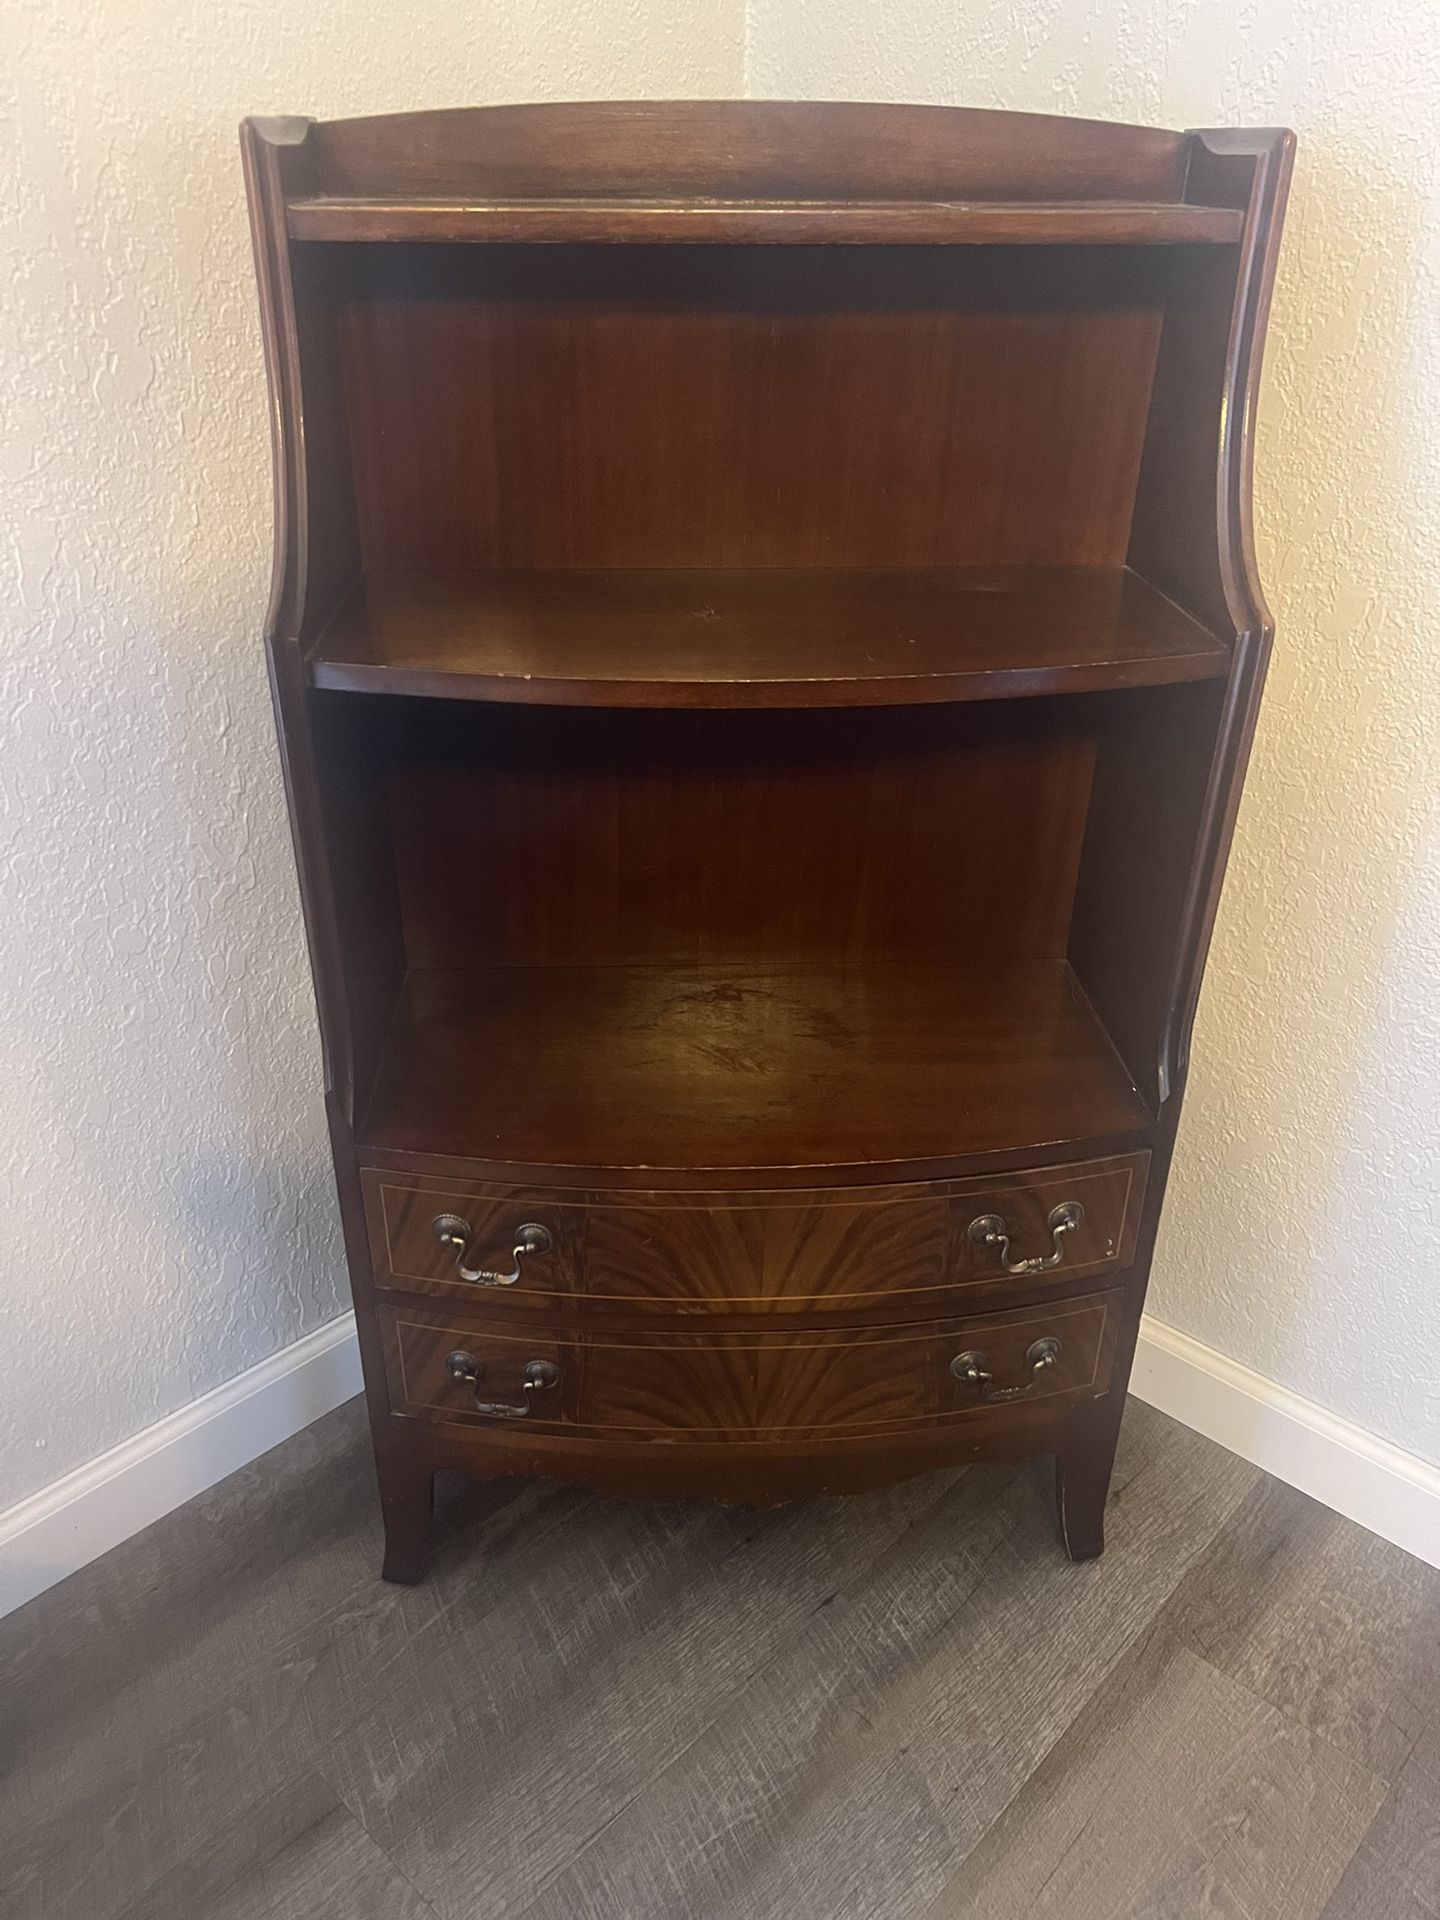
361, 1152, 1148, 1316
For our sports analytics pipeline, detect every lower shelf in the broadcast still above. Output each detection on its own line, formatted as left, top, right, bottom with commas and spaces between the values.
357, 960, 1149, 1177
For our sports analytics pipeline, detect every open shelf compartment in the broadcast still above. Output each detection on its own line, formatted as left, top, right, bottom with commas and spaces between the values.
357, 960, 1149, 1176
257, 105, 1273, 1175
310, 684, 1215, 1172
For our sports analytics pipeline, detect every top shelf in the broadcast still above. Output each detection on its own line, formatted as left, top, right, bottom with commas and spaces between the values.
285, 195, 1245, 247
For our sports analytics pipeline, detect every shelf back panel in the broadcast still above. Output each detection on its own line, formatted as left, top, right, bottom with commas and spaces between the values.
383, 699, 1097, 974
332, 244, 1169, 572
307, 102, 1190, 204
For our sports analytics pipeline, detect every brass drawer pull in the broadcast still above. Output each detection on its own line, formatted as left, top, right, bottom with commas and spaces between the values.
951, 1337, 1063, 1397
950, 1351, 993, 1385
968, 1200, 1084, 1275
446, 1351, 560, 1417
432, 1215, 552, 1286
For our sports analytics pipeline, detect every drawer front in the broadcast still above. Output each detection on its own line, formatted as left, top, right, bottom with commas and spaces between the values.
364, 1154, 1146, 1314
366, 1179, 586, 1299
943, 1157, 1146, 1287
381, 1290, 1122, 1438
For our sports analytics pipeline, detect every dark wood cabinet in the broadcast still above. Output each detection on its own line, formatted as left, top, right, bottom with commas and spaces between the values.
242, 101, 1292, 1581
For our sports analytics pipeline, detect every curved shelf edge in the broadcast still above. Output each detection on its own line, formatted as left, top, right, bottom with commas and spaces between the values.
353, 1133, 1159, 1194
285, 194, 1245, 247
306, 567, 1231, 710
353, 961, 1156, 1186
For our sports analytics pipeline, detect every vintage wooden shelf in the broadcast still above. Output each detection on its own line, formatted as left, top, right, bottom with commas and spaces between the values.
286, 194, 1245, 246
357, 961, 1149, 1174
308, 566, 1228, 708
244, 101, 1292, 1583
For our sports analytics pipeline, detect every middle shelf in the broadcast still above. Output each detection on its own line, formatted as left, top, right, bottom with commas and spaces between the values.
309, 566, 1227, 709
357, 960, 1151, 1178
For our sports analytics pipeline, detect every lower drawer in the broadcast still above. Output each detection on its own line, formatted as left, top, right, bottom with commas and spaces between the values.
379, 1290, 1122, 1440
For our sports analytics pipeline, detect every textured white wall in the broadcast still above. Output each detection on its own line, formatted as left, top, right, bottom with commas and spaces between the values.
0, 2, 744, 1509
752, 1, 1440, 1466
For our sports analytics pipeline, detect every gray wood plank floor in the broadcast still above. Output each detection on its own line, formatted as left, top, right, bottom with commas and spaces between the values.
2, 1397, 1437, 1920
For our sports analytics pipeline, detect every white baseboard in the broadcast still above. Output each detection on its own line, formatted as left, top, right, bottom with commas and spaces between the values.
4, 1307, 1436, 1618
0, 1314, 362, 1618
1133, 1315, 1440, 1570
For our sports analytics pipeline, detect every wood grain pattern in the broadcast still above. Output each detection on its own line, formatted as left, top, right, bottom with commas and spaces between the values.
1322, 1721, 1440, 1920
118, 1796, 438, 1920
24, 1397, 1440, 1920
1067, 678, 1226, 1105
379, 1291, 1120, 1437
364, 1151, 1147, 1313
357, 962, 1149, 1176
383, 699, 1098, 973
514, 1404, 1261, 1920
295, 1414, 998, 1920
336, 243, 1167, 572
926, 1637, 1385, 1919
1154, 1477, 1440, 1780
300, 100, 1195, 203
308, 565, 1227, 707
289, 195, 1244, 245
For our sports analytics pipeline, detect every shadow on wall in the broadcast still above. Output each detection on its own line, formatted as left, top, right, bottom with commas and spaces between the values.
1155, 139, 1440, 1465
0, 100, 348, 1512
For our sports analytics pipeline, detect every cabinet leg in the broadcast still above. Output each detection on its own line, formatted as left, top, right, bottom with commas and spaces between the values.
1054, 1417, 1120, 1563
377, 1455, 435, 1585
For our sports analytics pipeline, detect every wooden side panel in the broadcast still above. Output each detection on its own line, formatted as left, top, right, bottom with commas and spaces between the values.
1112, 129, 1294, 1104
305, 692, 407, 1116
1067, 682, 1226, 1108
1128, 247, 1242, 636
336, 245, 1166, 572
241, 121, 359, 644
386, 701, 1097, 972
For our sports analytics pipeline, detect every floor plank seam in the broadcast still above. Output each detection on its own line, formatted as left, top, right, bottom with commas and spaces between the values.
503, 1469, 992, 1918
515, 1480, 1044, 1917
15, 1404, 1440, 1920
107, 1765, 346, 1920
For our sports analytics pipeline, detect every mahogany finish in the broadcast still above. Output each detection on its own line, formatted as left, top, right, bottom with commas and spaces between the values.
299, 101, 1195, 202
358, 962, 1148, 1174
332, 243, 1167, 573
363, 1150, 1148, 1316
288, 196, 1245, 246
381, 701, 1098, 973
311, 565, 1227, 708
380, 1291, 1122, 1435
242, 101, 1292, 1583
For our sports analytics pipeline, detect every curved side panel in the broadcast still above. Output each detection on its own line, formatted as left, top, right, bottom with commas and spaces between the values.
242, 116, 362, 642
240, 117, 313, 644
1074, 130, 1293, 1110
244, 118, 394, 1123
1157, 129, 1295, 1102
1193, 128, 1297, 643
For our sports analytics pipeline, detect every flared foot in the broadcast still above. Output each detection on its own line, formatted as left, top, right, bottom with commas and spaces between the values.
378, 1459, 435, 1585
1054, 1420, 1119, 1562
